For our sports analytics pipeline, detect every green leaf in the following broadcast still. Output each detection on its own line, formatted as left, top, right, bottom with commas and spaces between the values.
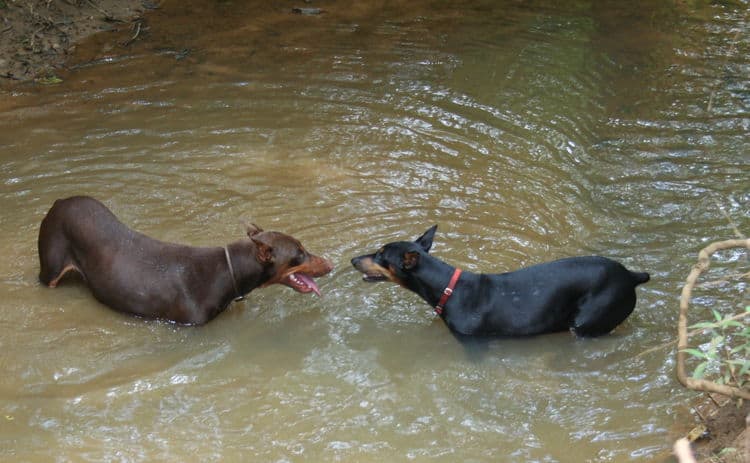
712, 309, 723, 322
36, 75, 63, 85
689, 321, 718, 330
725, 360, 747, 366
707, 336, 724, 356
692, 361, 708, 379
736, 361, 750, 378
722, 320, 745, 329
681, 348, 709, 359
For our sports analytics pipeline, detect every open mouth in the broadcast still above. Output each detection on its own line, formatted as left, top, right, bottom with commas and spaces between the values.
362, 272, 388, 282
282, 272, 321, 296
352, 256, 390, 282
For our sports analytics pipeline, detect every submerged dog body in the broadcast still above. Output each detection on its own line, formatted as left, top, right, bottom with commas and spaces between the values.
38, 196, 332, 325
351, 226, 649, 337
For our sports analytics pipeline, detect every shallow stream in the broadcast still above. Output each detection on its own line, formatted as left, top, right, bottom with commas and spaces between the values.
1, 1, 748, 461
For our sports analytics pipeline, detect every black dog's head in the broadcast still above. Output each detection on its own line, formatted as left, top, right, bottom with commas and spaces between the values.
351, 225, 437, 286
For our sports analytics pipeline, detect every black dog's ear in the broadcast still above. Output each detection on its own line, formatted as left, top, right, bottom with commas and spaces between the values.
414, 225, 437, 252
403, 251, 420, 270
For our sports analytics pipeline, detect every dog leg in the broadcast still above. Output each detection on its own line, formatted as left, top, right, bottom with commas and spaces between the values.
45, 263, 82, 288
572, 289, 636, 337
38, 233, 81, 287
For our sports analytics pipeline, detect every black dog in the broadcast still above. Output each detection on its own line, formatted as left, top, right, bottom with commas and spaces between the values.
351, 226, 649, 337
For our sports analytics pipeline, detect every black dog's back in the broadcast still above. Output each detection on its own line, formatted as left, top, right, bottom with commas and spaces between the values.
448, 256, 649, 337
505, 256, 649, 337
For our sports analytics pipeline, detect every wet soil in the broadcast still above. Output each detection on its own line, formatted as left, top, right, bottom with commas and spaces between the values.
0, 0, 145, 82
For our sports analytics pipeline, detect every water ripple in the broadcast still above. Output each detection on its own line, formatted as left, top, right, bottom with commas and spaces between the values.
2, 1, 748, 461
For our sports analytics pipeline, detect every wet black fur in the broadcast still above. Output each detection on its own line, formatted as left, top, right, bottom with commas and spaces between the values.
352, 226, 650, 337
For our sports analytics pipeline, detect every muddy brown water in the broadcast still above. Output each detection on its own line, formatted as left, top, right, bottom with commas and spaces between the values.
1, 1, 748, 461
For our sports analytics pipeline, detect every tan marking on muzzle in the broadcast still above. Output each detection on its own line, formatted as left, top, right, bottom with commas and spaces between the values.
355, 257, 406, 286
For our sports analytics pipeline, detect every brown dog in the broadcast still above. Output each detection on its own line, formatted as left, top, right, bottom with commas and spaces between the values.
38, 196, 333, 325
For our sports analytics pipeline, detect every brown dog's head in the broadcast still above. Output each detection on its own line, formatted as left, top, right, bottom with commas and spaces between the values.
350, 225, 436, 287
247, 224, 333, 296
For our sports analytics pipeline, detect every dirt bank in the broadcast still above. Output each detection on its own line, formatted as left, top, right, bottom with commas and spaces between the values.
680, 396, 749, 463
0, 0, 144, 82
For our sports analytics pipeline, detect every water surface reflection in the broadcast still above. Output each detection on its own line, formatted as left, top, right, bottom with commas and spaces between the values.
1, 1, 748, 461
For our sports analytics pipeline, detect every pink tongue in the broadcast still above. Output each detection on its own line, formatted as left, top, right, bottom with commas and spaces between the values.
294, 273, 321, 296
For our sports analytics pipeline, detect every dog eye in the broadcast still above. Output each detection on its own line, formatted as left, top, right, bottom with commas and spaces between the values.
292, 250, 306, 266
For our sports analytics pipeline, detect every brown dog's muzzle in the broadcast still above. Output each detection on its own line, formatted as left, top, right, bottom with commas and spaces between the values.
278, 254, 333, 296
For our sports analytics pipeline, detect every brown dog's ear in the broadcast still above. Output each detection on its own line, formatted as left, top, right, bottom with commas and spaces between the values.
251, 237, 274, 264
246, 222, 264, 237
403, 251, 419, 270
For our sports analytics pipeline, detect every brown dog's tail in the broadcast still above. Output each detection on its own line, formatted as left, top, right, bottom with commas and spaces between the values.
631, 271, 650, 286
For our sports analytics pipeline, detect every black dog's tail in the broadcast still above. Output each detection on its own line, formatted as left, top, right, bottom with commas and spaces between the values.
631, 271, 650, 286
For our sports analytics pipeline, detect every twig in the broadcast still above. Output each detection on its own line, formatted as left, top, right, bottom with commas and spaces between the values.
677, 238, 750, 400
84, 0, 109, 18
716, 200, 746, 240
1, 73, 23, 81
706, 394, 723, 408
693, 404, 708, 423
121, 20, 141, 47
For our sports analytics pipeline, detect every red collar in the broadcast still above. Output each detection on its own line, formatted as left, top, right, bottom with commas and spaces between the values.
435, 268, 462, 315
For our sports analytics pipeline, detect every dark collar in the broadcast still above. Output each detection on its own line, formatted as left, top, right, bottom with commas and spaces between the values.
435, 268, 462, 315
224, 246, 244, 301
